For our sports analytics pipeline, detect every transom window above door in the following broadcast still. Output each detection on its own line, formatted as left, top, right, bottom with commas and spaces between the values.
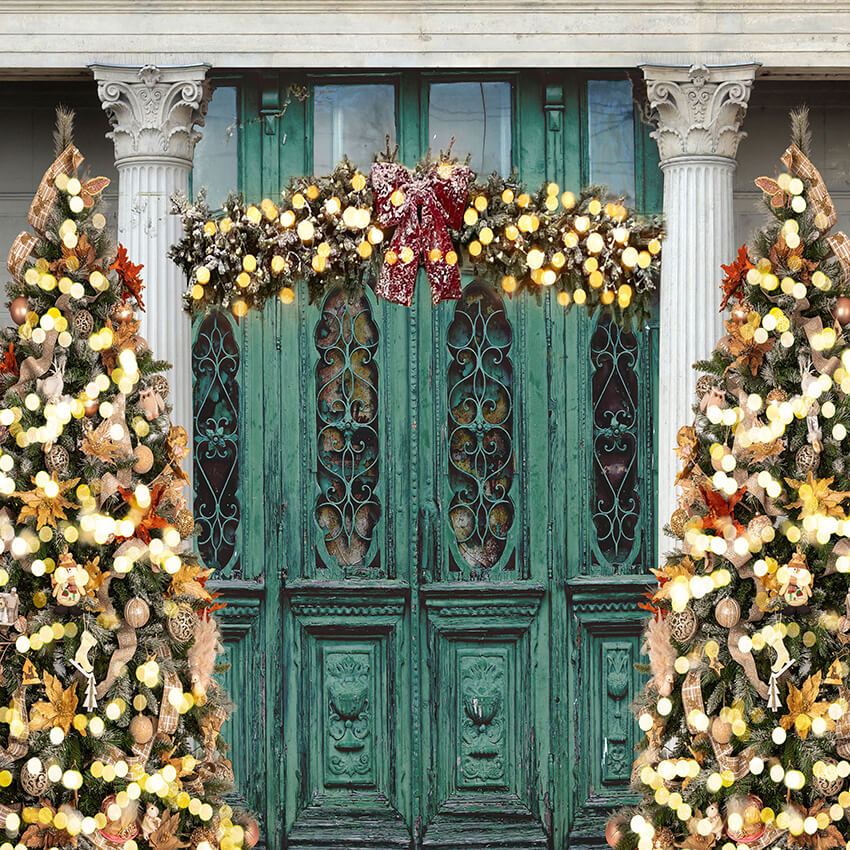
312, 83, 397, 173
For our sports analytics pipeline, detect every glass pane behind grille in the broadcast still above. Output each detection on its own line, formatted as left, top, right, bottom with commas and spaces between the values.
587, 79, 636, 205
192, 85, 238, 210
428, 82, 512, 177
313, 84, 396, 174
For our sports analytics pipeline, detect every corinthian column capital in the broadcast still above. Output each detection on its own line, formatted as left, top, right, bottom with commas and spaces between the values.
91, 63, 211, 166
640, 63, 759, 162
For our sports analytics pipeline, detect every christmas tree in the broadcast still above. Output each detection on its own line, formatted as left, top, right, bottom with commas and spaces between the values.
0, 111, 256, 849
610, 110, 850, 850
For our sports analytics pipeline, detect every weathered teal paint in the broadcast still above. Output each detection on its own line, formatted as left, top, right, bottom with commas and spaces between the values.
194, 70, 663, 850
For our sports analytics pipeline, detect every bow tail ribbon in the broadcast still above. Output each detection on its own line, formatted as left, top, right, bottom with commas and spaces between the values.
781, 142, 850, 282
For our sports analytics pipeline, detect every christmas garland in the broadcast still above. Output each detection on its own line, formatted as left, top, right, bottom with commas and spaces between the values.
170, 155, 663, 331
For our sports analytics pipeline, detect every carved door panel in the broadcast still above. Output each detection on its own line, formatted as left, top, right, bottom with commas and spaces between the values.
276, 278, 551, 849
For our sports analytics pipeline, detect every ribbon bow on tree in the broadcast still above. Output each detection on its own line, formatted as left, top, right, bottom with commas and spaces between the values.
371, 161, 472, 306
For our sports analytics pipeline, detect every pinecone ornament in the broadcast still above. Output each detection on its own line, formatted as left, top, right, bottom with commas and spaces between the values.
151, 374, 170, 399
72, 309, 94, 338
44, 444, 69, 476
695, 374, 717, 400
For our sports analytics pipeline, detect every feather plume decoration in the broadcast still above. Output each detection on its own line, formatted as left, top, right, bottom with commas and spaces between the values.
53, 106, 75, 157
188, 614, 223, 700
643, 615, 677, 697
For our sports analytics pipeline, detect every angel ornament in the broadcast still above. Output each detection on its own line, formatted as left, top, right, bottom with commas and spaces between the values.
778, 548, 813, 607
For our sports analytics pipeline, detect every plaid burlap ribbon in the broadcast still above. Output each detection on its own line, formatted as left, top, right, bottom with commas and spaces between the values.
0, 804, 21, 829
0, 684, 29, 761
28, 144, 84, 234
682, 670, 756, 780
6, 144, 83, 282
781, 142, 850, 282
800, 315, 842, 375
95, 623, 138, 700
7, 232, 37, 282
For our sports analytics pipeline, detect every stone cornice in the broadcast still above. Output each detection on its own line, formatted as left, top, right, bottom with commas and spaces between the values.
91, 63, 211, 167
641, 63, 759, 162
0, 11, 848, 73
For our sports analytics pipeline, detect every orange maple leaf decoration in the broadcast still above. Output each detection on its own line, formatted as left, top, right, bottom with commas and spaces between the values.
110, 243, 146, 311
0, 342, 17, 376
117, 482, 170, 544
698, 484, 747, 534
719, 244, 753, 310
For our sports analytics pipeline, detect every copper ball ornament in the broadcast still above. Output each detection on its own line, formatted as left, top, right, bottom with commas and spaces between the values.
730, 301, 750, 324
111, 302, 135, 324
243, 819, 260, 848
129, 713, 154, 744
715, 597, 741, 628
668, 607, 698, 643
9, 296, 28, 325
124, 596, 150, 628
606, 819, 624, 849
133, 444, 154, 474
84, 398, 99, 417
836, 296, 850, 326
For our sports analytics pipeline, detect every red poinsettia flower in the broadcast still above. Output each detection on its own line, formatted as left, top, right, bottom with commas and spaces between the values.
0, 343, 18, 376
698, 484, 747, 534
110, 243, 145, 311
719, 244, 754, 310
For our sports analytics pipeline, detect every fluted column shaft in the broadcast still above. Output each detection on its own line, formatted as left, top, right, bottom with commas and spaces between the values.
91, 64, 210, 497
641, 63, 758, 556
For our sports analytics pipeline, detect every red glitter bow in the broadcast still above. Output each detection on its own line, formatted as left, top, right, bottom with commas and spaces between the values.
371, 161, 472, 306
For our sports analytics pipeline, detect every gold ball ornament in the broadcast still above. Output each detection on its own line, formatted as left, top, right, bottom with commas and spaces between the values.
747, 515, 773, 541
124, 596, 150, 628
652, 828, 676, 850
766, 387, 788, 404
711, 715, 733, 744
813, 759, 844, 796
191, 827, 217, 849
175, 508, 195, 539
668, 607, 698, 643
167, 602, 197, 643
795, 444, 820, 475
21, 760, 51, 797
133, 444, 154, 474
836, 296, 850, 326
72, 309, 94, 338
129, 713, 154, 744
670, 508, 689, 538
9, 296, 28, 325
715, 597, 741, 628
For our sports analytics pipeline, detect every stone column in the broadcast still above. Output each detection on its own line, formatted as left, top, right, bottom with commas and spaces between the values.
640, 63, 758, 554
91, 63, 211, 492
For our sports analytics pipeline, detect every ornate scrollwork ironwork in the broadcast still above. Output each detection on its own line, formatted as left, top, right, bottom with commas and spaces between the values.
192, 310, 240, 575
590, 318, 642, 569
314, 288, 381, 568
447, 282, 514, 572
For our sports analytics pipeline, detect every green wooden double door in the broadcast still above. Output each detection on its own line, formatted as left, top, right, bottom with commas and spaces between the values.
191, 70, 662, 850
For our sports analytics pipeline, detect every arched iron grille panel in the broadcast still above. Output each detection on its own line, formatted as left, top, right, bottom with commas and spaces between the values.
314, 288, 381, 568
590, 317, 642, 568
447, 282, 514, 571
192, 310, 241, 575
